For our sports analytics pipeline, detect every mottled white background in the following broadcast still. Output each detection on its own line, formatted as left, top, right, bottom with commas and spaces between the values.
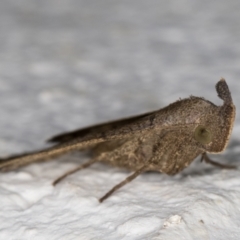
0, 1, 240, 239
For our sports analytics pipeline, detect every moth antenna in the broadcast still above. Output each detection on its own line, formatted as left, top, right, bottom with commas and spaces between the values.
216, 78, 233, 105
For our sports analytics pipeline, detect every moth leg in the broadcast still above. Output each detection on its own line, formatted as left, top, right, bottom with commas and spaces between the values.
53, 140, 129, 186
99, 165, 146, 203
201, 153, 236, 169
53, 158, 98, 185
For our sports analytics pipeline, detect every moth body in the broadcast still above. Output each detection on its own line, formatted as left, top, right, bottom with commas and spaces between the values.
0, 79, 236, 202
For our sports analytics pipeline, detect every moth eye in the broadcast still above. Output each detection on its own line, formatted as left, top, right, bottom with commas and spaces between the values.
194, 125, 212, 144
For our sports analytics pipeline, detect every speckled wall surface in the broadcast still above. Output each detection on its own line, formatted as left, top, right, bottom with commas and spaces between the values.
0, 1, 240, 239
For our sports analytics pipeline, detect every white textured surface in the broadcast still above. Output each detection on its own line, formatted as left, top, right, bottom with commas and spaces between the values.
0, 1, 240, 239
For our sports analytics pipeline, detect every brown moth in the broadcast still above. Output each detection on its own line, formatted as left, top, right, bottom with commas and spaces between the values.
0, 79, 236, 202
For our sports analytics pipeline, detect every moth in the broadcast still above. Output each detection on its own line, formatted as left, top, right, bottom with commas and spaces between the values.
0, 79, 236, 202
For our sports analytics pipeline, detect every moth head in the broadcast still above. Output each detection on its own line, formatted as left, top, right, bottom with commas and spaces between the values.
194, 79, 235, 153
194, 125, 212, 145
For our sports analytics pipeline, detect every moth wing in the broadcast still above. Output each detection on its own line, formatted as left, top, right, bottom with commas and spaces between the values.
47, 110, 158, 144
0, 110, 162, 168
0, 101, 197, 170
146, 127, 203, 174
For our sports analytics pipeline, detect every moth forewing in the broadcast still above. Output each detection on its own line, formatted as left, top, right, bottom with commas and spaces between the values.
47, 110, 158, 144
